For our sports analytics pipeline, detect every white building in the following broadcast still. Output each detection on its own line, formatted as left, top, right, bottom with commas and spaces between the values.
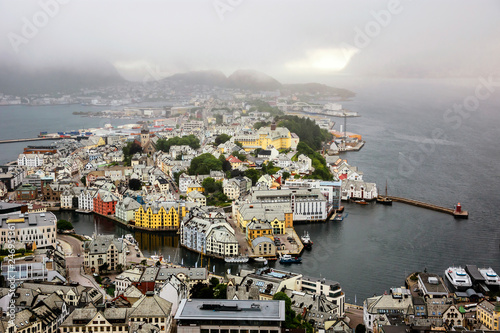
206, 222, 239, 257
115, 197, 141, 222
17, 154, 44, 167
114, 268, 143, 294
251, 188, 328, 222
78, 188, 97, 211
341, 179, 378, 200
187, 190, 206, 206
83, 234, 127, 274
0, 212, 57, 249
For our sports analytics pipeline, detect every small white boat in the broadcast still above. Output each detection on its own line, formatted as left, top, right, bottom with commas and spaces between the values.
224, 256, 249, 263
253, 257, 267, 263
478, 267, 500, 287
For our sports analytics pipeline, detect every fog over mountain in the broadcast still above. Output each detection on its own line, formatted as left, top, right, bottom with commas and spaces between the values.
0, 0, 499, 88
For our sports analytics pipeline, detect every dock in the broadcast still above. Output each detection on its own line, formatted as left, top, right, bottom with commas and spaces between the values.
0, 137, 62, 144
383, 196, 469, 218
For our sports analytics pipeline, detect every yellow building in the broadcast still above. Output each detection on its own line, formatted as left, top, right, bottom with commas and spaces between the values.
186, 183, 204, 194
236, 202, 293, 233
134, 202, 196, 230
246, 220, 273, 242
477, 300, 500, 331
233, 123, 296, 152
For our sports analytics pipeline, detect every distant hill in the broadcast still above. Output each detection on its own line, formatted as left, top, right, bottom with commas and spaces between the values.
164, 70, 228, 87
282, 82, 355, 98
163, 69, 354, 97
227, 69, 281, 91
0, 60, 125, 95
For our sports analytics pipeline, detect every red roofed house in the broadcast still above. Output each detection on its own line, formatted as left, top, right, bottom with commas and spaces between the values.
227, 155, 243, 169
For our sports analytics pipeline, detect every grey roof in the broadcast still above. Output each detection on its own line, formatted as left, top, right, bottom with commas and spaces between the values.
251, 236, 274, 248
175, 299, 285, 321
418, 273, 449, 295
156, 267, 208, 281
140, 267, 160, 282
0, 211, 56, 229
116, 197, 142, 211
85, 234, 125, 255
123, 285, 143, 298
465, 265, 485, 282
129, 294, 172, 318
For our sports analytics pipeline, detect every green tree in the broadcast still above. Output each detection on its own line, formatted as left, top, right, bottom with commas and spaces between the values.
128, 178, 142, 191
80, 176, 87, 186
209, 277, 220, 287
189, 153, 222, 175
190, 282, 214, 299
214, 134, 231, 146
202, 177, 217, 193
234, 141, 243, 148
156, 135, 200, 153
356, 324, 366, 333
57, 219, 73, 230
173, 172, 182, 186
282, 171, 290, 180
277, 115, 332, 150
219, 154, 232, 172
244, 168, 261, 185
122, 141, 143, 166
214, 284, 227, 299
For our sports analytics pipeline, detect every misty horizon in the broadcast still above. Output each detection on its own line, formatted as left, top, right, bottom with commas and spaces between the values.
1, 0, 499, 88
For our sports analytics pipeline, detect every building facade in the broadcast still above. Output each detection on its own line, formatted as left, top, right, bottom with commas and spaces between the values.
0, 212, 57, 249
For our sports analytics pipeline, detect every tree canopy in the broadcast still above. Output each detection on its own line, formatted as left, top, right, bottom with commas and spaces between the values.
214, 134, 231, 146
57, 219, 73, 230
156, 135, 200, 152
188, 153, 222, 175
277, 115, 332, 150
128, 178, 142, 191
122, 141, 143, 166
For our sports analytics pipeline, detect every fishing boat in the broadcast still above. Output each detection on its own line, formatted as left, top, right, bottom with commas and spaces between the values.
253, 257, 267, 263
376, 181, 393, 205
253, 257, 268, 265
300, 231, 313, 249
279, 254, 302, 264
224, 256, 249, 263
333, 212, 348, 221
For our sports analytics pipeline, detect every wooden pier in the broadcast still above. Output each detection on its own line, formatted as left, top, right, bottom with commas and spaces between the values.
383, 196, 469, 218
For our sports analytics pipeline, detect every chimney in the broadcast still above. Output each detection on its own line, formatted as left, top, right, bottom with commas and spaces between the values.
271, 122, 276, 131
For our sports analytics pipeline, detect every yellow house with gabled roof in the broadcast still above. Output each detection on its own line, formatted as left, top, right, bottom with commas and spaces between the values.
134, 202, 194, 230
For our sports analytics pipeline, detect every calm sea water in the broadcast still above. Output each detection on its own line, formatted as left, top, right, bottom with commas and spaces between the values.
2, 79, 500, 303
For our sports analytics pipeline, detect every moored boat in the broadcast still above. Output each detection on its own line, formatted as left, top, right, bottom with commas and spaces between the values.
376, 181, 393, 205
445, 266, 472, 291
300, 231, 313, 249
279, 254, 302, 264
354, 199, 369, 205
478, 267, 500, 287
224, 256, 249, 263
333, 213, 348, 221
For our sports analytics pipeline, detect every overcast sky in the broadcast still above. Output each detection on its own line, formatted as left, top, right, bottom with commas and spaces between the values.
1, 0, 499, 83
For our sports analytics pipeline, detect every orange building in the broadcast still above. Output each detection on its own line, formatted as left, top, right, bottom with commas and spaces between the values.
93, 190, 119, 215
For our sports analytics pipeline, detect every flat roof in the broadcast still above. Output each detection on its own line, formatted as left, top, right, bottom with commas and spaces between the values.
0, 212, 56, 229
174, 299, 285, 321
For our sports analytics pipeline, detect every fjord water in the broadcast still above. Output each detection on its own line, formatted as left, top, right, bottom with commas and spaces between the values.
2, 78, 499, 302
